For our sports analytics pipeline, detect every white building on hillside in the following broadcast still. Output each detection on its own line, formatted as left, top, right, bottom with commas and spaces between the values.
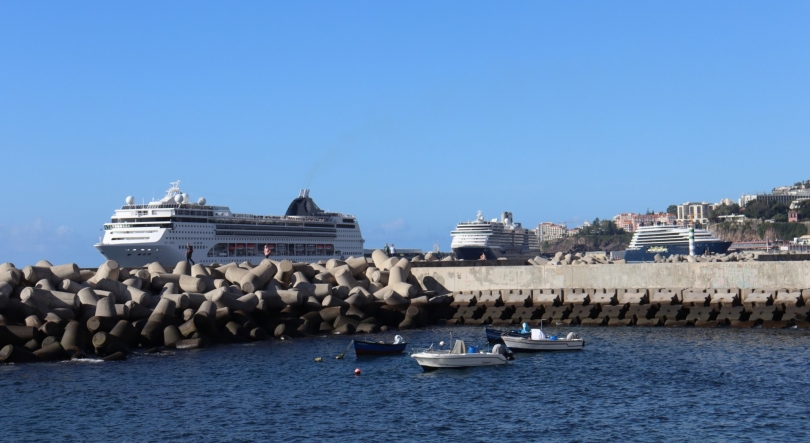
536, 222, 567, 242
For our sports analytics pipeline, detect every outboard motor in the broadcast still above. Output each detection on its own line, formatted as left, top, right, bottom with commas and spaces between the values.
492, 344, 515, 361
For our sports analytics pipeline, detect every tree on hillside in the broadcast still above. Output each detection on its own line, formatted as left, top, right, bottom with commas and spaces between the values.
666, 205, 677, 215
798, 200, 810, 221
744, 200, 789, 220
575, 219, 625, 237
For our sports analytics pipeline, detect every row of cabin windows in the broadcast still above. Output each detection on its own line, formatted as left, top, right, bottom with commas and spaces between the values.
207, 243, 336, 257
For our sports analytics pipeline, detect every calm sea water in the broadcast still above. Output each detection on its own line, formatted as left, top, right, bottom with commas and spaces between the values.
2, 326, 809, 443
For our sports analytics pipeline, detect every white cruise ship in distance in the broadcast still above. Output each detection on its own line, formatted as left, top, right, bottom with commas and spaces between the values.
95, 181, 365, 267
624, 225, 731, 262
450, 211, 540, 260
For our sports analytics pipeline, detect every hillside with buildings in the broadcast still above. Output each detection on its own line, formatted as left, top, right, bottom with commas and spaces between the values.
541, 234, 632, 255
525, 177, 810, 256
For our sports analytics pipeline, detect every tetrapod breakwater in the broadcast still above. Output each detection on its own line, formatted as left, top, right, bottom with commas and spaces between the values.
1, 251, 808, 364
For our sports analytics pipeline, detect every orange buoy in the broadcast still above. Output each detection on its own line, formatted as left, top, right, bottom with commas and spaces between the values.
354, 368, 361, 376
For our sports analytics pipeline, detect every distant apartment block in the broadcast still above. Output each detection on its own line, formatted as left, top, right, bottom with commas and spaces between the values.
677, 202, 712, 225
613, 212, 676, 232
536, 222, 567, 241
739, 186, 810, 207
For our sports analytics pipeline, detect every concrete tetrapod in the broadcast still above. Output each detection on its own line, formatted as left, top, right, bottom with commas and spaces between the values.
254, 291, 286, 312
77, 287, 100, 308
50, 263, 80, 282
333, 267, 359, 290
190, 264, 210, 278
371, 249, 389, 269
392, 258, 411, 278
240, 260, 277, 293
274, 260, 295, 284
95, 278, 150, 305
22, 266, 54, 285
151, 274, 205, 293
87, 316, 118, 334
193, 301, 217, 336
160, 282, 179, 296
178, 317, 198, 338
173, 261, 190, 276
345, 257, 369, 277
211, 291, 252, 313
125, 301, 152, 320
34, 341, 68, 362
0, 282, 11, 310
89, 260, 120, 285
0, 344, 40, 363
140, 298, 175, 347
95, 297, 117, 318
388, 267, 406, 285
109, 320, 137, 347
163, 325, 183, 348
161, 293, 190, 311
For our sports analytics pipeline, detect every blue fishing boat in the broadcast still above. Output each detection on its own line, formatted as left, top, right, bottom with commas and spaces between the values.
353, 335, 407, 356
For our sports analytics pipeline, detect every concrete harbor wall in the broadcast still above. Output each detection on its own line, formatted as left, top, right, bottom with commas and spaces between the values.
411, 262, 810, 292
2, 254, 809, 365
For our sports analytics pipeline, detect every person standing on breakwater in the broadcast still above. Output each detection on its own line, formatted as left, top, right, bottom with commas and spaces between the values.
186, 243, 195, 265
264, 244, 271, 259
391, 244, 396, 256
384, 243, 391, 256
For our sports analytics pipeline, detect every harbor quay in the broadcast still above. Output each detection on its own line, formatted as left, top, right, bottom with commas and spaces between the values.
1, 251, 809, 364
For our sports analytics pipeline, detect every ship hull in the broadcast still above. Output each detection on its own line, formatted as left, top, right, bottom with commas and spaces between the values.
452, 246, 540, 261
96, 240, 351, 268
624, 241, 732, 263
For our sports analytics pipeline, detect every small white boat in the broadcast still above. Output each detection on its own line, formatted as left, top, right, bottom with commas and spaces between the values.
501, 327, 584, 351
411, 340, 513, 371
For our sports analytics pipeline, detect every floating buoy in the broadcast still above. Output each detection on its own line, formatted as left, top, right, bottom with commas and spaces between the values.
439, 341, 445, 346
315, 357, 322, 362
354, 368, 361, 375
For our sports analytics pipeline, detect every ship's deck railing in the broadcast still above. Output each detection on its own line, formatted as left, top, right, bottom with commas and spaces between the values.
228, 213, 331, 223
121, 204, 229, 210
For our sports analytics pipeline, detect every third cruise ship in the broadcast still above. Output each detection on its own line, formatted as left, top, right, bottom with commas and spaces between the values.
623, 225, 732, 262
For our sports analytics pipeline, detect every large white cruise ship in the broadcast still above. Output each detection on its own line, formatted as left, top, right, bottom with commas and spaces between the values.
95, 181, 364, 267
450, 211, 540, 260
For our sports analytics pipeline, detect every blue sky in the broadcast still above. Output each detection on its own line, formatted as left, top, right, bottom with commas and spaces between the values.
1, 1, 809, 266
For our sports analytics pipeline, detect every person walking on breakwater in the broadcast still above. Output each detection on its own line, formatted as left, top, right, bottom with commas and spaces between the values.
186, 243, 195, 265
390, 244, 396, 256
264, 244, 271, 259
384, 243, 391, 256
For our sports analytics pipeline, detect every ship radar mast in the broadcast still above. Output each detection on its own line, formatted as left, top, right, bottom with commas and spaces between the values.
164, 180, 182, 200
148, 180, 197, 205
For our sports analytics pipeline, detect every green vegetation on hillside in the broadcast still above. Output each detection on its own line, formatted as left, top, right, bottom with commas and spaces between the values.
798, 200, 810, 220
741, 199, 810, 222
744, 199, 790, 221
573, 219, 633, 250
756, 222, 807, 240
